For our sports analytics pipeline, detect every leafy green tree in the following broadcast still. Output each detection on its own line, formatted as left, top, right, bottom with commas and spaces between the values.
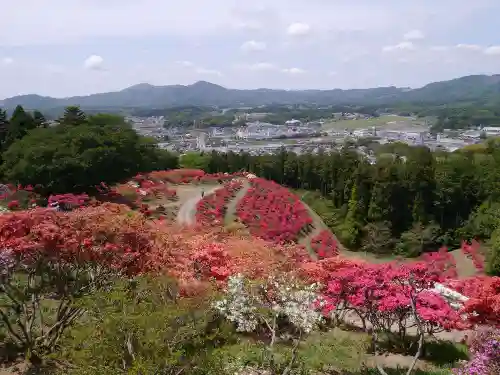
58, 105, 87, 126
1, 118, 159, 193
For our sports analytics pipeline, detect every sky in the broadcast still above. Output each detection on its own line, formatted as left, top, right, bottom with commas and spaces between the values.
1, 0, 500, 98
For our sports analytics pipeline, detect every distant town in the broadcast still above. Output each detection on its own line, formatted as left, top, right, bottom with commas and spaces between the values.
125, 110, 493, 160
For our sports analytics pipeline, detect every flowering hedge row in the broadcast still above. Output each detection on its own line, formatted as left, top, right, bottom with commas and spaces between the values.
195, 180, 244, 225
236, 178, 314, 244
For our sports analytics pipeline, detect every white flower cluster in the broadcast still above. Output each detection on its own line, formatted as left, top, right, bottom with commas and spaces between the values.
212, 274, 259, 332
267, 275, 323, 334
213, 273, 323, 334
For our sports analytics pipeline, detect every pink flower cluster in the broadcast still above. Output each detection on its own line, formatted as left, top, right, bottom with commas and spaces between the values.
311, 230, 339, 259
313, 260, 470, 333
236, 178, 313, 244
196, 181, 244, 225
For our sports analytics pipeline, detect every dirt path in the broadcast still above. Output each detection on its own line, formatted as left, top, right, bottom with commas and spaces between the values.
223, 179, 251, 225
450, 249, 478, 278
176, 185, 223, 226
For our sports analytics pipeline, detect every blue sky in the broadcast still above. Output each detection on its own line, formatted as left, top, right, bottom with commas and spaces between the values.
0, 0, 499, 98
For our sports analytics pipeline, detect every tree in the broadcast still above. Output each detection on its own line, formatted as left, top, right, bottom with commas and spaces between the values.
58, 105, 87, 126
32, 110, 48, 128
5, 105, 35, 148
486, 229, 500, 276
1, 119, 159, 193
0, 108, 9, 151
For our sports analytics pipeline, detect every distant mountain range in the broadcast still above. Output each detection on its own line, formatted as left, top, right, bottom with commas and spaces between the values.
1, 74, 500, 111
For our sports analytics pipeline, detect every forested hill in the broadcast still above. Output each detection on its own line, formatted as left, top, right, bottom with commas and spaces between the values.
1, 74, 500, 110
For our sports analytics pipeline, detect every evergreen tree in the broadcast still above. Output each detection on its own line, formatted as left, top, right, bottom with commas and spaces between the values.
33, 110, 48, 128
0, 108, 9, 151
5, 105, 35, 148
58, 106, 87, 126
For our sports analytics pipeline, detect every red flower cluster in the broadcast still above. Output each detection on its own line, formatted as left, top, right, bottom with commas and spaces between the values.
196, 180, 243, 225
420, 246, 458, 279
461, 240, 485, 272
236, 178, 313, 243
447, 276, 500, 326
311, 230, 339, 259
148, 169, 206, 184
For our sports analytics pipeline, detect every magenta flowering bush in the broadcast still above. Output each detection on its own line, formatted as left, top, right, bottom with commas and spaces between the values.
454, 328, 499, 375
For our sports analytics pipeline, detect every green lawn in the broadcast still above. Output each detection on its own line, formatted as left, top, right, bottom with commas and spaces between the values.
322, 115, 422, 130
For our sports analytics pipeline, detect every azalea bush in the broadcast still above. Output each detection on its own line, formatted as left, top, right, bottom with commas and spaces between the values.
420, 246, 458, 279
236, 178, 314, 244
196, 180, 243, 225
453, 327, 499, 375
310, 230, 339, 259
0, 204, 152, 358
213, 273, 323, 341
461, 240, 485, 272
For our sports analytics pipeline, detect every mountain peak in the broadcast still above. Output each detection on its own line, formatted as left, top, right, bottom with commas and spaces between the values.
190, 81, 225, 90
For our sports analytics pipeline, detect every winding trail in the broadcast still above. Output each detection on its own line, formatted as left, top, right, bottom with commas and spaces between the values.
176, 185, 223, 226
223, 179, 251, 225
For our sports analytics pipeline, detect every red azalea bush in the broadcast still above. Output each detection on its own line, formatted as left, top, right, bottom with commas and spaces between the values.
0, 183, 44, 210
196, 180, 243, 225
311, 230, 339, 259
148, 169, 206, 184
236, 178, 314, 244
447, 276, 500, 326
461, 239, 485, 272
48, 193, 89, 210
420, 246, 458, 279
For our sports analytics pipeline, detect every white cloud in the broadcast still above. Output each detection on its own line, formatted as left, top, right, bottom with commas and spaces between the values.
382, 41, 415, 52
83, 55, 104, 70
455, 44, 482, 51
237, 62, 278, 71
282, 67, 306, 74
403, 29, 424, 40
328, 71, 338, 76
429, 46, 449, 52
195, 67, 223, 76
286, 22, 311, 37
484, 46, 500, 55
240, 40, 267, 52
176, 60, 195, 67
1, 57, 13, 65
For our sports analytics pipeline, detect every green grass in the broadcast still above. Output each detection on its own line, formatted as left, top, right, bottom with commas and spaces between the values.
322, 115, 423, 130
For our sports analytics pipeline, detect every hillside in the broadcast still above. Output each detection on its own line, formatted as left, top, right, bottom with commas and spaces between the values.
0, 169, 499, 375
2, 74, 500, 111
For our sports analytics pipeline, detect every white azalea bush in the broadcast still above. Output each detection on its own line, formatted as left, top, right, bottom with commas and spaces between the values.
213, 273, 324, 339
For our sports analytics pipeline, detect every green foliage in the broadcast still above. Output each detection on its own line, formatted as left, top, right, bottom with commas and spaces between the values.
57, 106, 87, 127
58, 276, 236, 375
179, 152, 211, 170
1, 117, 159, 194
486, 229, 500, 276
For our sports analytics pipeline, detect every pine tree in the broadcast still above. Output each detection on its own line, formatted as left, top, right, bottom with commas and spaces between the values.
0, 108, 9, 151
58, 106, 87, 126
33, 110, 48, 128
5, 105, 35, 148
